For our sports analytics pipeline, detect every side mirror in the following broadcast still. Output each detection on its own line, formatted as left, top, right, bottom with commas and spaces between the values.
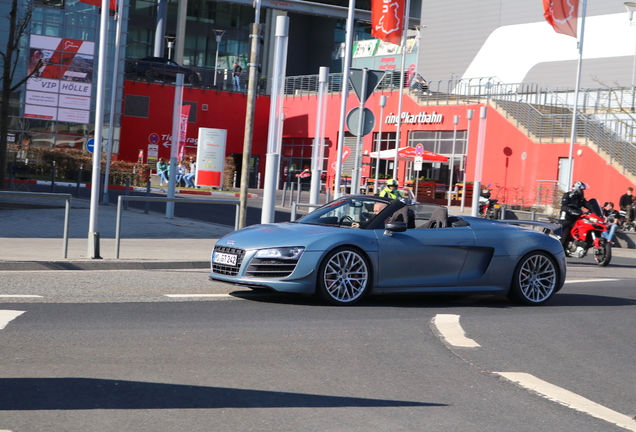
383, 221, 407, 236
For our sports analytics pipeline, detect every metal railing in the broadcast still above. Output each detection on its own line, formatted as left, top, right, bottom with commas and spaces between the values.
0, 191, 71, 259
115, 196, 240, 259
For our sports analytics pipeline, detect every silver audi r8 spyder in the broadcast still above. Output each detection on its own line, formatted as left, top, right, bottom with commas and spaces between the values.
210, 195, 567, 306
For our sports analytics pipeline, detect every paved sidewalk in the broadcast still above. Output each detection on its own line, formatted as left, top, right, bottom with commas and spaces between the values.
0, 195, 234, 270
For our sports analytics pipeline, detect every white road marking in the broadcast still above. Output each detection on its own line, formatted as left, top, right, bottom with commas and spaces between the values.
164, 294, 234, 298
0, 310, 25, 330
432, 314, 480, 348
0, 295, 43, 298
564, 279, 620, 284
496, 372, 636, 432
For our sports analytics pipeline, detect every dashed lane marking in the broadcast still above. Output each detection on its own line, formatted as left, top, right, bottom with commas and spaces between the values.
496, 372, 636, 432
564, 279, 620, 284
432, 314, 480, 348
0, 295, 43, 298
0, 310, 26, 330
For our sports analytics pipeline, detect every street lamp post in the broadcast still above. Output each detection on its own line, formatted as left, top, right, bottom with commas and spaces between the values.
213, 30, 225, 87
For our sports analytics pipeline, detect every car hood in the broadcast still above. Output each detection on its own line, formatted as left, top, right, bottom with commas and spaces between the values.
216, 222, 356, 250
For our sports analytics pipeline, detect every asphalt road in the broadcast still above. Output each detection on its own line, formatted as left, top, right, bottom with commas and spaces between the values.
1, 255, 635, 432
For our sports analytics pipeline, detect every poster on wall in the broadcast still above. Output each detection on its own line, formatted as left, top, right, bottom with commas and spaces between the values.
196, 128, 227, 188
147, 144, 159, 164
25, 34, 95, 124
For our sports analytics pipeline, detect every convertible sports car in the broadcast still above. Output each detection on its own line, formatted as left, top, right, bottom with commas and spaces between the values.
210, 195, 567, 306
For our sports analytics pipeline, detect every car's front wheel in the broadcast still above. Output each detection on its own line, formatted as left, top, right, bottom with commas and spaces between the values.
508, 251, 558, 305
145, 68, 156, 81
318, 247, 370, 306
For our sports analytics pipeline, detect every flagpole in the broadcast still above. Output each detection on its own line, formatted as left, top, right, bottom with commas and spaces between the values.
392, 0, 411, 186
567, 0, 587, 188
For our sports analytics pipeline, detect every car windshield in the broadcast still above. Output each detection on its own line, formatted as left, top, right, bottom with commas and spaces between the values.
296, 197, 391, 229
296, 197, 452, 230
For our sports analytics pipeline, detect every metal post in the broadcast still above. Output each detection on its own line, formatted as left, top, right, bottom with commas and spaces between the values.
87, 0, 110, 259
50, 162, 56, 193
75, 167, 82, 198
262, 16, 289, 224
352, 68, 368, 195
102, 0, 125, 206
124, 178, 130, 210
296, 177, 302, 203
213, 30, 225, 87
447, 115, 459, 207
310, 67, 329, 205
63, 197, 70, 259
167, 73, 184, 219
374, 95, 387, 194
281, 183, 287, 206
291, 202, 297, 221
471, 107, 488, 217
288, 182, 295, 207
392, 0, 412, 185
460, 109, 473, 212
145, 180, 151, 214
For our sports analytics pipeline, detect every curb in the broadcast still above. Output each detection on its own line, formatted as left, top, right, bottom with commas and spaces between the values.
0, 260, 210, 271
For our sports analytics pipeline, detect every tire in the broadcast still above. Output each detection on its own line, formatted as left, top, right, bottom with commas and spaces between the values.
317, 247, 370, 306
594, 239, 612, 267
145, 68, 156, 81
188, 73, 199, 84
508, 251, 559, 305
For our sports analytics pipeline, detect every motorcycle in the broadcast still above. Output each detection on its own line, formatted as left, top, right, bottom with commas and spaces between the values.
618, 208, 635, 232
549, 198, 611, 266
479, 187, 501, 219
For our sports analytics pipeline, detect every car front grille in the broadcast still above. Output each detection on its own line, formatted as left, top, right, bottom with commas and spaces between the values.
211, 246, 245, 277
245, 258, 299, 278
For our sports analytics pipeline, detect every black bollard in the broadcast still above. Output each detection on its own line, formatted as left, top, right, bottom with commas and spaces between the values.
50, 162, 56, 193
145, 180, 151, 214
75, 167, 83, 198
124, 178, 131, 210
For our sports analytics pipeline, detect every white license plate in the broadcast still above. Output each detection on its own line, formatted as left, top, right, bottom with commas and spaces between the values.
213, 252, 237, 266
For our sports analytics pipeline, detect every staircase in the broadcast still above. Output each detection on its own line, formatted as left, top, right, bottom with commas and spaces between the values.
493, 99, 636, 184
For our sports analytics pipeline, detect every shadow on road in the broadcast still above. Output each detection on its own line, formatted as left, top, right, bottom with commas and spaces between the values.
0, 377, 446, 410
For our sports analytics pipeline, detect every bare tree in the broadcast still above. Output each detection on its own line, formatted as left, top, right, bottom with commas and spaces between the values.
0, 0, 42, 190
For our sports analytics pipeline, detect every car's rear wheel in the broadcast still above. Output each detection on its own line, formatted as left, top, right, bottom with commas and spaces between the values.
318, 247, 370, 306
145, 68, 156, 81
187, 73, 199, 84
508, 251, 558, 305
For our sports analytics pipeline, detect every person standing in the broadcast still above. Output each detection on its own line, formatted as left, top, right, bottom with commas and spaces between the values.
232, 61, 242, 92
560, 181, 590, 250
184, 156, 197, 188
619, 186, 634, 222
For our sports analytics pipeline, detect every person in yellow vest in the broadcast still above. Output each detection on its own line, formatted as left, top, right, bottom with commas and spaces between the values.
379, 179, 403, 199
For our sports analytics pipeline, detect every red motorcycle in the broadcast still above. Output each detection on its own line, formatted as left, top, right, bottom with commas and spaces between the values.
550, 199, 611, 266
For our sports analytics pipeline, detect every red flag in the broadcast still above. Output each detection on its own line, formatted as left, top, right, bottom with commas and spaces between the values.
178, 105, 191, 161
79, 0, 117, 11
371, 0, 405, 45
543, 0, 578, 38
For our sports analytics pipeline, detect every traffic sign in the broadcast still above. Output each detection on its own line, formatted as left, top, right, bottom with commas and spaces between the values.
415, 143, 424, 156
86, 138, 95, 154
349, 68, 386, 104
414, 156, 423, 171
346, 107, 375, 136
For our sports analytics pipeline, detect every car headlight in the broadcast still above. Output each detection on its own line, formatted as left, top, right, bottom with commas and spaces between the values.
254, 247, 305, 260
